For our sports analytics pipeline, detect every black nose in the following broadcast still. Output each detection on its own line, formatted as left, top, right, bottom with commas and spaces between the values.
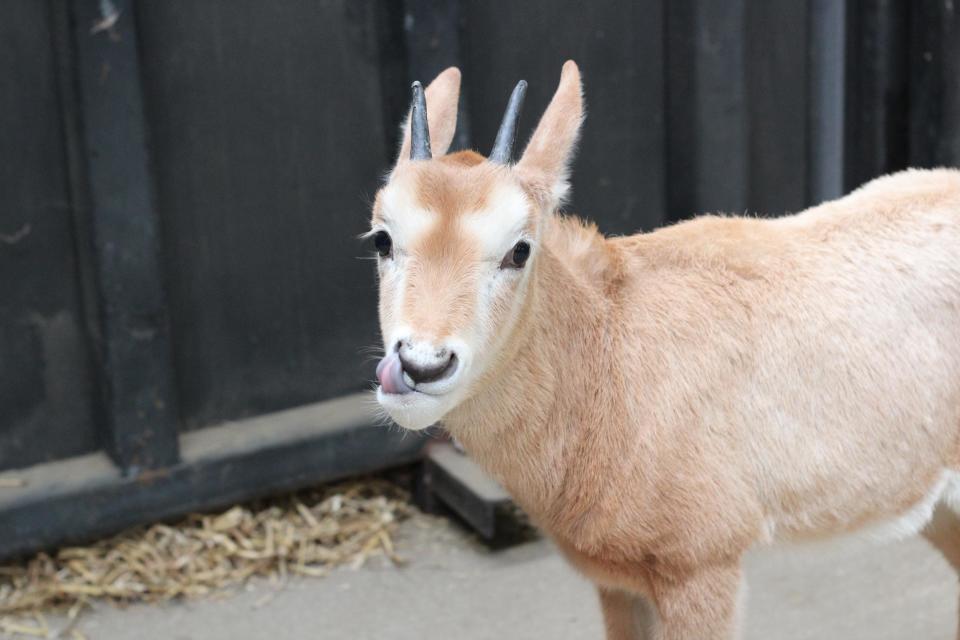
397, 342, 457, 385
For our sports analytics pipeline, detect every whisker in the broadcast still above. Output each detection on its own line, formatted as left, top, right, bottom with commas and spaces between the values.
358, 345, 386, 365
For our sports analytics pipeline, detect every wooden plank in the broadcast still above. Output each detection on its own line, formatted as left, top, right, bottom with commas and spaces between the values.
909, 0, 960, 168
0, 1, 101, 471
422, 443, 505, 539
462, 0, 667, 233
70, 0, 180, 472
419, 442, 529, 544
0, 394, 425, 561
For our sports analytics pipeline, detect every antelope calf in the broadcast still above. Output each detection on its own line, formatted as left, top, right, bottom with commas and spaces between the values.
369, 61, 960, 639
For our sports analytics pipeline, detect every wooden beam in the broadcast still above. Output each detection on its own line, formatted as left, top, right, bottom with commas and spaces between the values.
0, 395, 425, 560
68, 0, 180, 473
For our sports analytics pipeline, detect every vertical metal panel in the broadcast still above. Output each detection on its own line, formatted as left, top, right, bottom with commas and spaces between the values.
461, 0, 667, 233
664, 0, 696, 222
666, 0, 748, 220
0, 0, 101, 471
746, 0, 811, 215
909, 0, 960, 167
136, 1, 399, 429
375, 1, 410, 163
693, 0, 748, 215
71, 0, 181, 472
404, 0, 472, 151
843, 0, 909, 190
808, 0, 847, 204
668, 0, 820, 219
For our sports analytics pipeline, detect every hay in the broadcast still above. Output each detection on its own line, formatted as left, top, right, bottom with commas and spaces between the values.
0, 478, 416, 637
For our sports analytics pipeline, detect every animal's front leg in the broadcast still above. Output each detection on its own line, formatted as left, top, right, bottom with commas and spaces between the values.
597, 587, 657, 639
651, 563, 744, 640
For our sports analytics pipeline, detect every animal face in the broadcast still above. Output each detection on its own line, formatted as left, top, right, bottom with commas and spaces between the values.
370, 62, 584, 430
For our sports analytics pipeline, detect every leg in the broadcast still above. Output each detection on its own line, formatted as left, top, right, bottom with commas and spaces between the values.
923, 503, 960, 639
652, 563, 744, 640
598, 587, 657, 640
924, 503, 960, 568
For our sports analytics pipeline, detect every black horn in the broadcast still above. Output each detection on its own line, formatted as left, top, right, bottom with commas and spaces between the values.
409, 81, 432, 161
489, 80, 528, 164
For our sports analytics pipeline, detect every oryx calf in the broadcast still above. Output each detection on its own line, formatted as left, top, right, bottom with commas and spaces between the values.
369, 61, 960, 639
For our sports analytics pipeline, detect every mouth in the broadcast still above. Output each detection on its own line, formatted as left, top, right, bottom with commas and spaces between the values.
375, 352, 460, 397
374, 346, 469, 431
375, 353, 461, 431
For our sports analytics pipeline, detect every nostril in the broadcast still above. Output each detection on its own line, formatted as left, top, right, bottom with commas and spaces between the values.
398, 351, 458, 385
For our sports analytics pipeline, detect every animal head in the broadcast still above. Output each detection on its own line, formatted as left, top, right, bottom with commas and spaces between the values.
370, 61, 584, 430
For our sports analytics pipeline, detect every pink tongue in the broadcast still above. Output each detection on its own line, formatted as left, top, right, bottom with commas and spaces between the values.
377, 353, 413, 395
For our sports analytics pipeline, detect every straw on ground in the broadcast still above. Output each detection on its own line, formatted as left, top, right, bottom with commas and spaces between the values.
0, 478, 416, 638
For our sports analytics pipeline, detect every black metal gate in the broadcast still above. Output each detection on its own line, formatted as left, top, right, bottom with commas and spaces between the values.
0, 0, 957, 559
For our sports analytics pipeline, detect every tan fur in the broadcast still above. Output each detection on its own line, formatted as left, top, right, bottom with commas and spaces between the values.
516, 60, 585, 206
372, 62, 960, 639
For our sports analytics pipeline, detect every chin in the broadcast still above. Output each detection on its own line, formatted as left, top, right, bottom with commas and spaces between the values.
376, 388, 454, 431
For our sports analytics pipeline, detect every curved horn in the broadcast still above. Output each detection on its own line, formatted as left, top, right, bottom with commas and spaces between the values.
409, 81, 432, 161
489, 80, 528, 164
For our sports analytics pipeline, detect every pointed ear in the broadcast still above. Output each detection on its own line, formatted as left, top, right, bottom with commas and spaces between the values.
395, 67, 461, 166
515, 61, 584, 210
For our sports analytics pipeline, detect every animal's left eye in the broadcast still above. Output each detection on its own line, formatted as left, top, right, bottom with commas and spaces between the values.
500, 241, 531, 269
373, 230, 393, 258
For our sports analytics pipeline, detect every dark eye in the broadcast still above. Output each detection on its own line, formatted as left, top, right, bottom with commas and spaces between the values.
501, 241, 531, 269
373, 230, 392, 258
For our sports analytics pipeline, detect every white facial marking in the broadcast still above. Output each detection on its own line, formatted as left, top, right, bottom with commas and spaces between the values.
375, 174, 533, 432
378, 180, 435, 251
377, 180, 438, 329
453, 181, 535, 402
461, 182, 531, 261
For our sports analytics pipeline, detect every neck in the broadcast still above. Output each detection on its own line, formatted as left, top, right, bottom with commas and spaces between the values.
445, 218, 625, 531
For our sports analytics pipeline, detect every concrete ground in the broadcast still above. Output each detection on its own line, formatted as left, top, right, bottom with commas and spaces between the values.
58, 517, 958, 639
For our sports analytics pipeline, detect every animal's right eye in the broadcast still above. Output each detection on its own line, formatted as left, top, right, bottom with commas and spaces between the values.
500, 241, 531, 269
373, 230, 393, 258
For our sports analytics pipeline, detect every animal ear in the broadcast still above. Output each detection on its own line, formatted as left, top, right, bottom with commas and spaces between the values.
395, 67, 461, 166
515, 61, 584, 210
